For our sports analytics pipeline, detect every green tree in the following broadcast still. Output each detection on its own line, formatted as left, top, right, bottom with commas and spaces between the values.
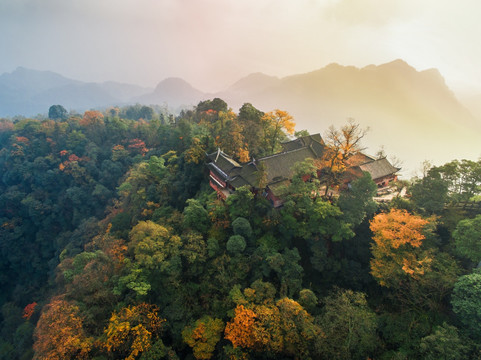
338, 171, 378, 227
419, 323, 468, 360
410, 168, 450, 214
139, 106, 155, 120
232, 217, 252, 240
451, 269, 481, 339
183, 199, 210, 235
196, 98, 228, 114
266, 248, 304, 297
279, 160, 354, 243
238, 103, 264, 157
129, 221, 182, 274
182, 316, 224, 359
225, 186, 254, 220
317, 288, 378, 360
298, 289, 318, 313
48, 105, 68, 120
226, 235, 246, 254
453, 215, 481, 263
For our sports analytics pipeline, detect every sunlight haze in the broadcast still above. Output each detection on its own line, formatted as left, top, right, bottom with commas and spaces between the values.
1, 0, 480, 93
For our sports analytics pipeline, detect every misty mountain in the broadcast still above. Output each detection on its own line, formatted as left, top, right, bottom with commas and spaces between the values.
135, 77, 207, 110
460, 93, 481, 123
216, 60, 481, 176
1, 61, 480, 175
222, 72, 281, 97
0, 66, 82, 95
0, 67, 151, 116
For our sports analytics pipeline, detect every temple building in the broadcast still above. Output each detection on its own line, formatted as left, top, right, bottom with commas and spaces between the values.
343, 153, 400, 188
206, 134, 400, 207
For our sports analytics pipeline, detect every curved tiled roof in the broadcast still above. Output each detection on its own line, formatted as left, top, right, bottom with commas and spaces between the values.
359, 158, 400, 180
258, 147, 318, 184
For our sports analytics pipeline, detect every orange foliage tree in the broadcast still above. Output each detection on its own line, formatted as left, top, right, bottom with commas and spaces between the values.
370, 209, 432, 288
102, 303, 165, 360
224, 299, 320, 358
80, 110, 104, 127
22, 302, 37, 320
33, 298, 92, 360
224, 305, 257, 349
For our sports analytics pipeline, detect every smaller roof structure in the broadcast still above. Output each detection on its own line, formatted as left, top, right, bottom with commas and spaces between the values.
281, 134, 325, 157
346, 152, 375, 167
206, 149, 242, 181
358, 158, 401, 181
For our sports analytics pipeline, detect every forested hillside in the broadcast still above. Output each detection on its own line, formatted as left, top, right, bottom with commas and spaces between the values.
1, 99, 481, 359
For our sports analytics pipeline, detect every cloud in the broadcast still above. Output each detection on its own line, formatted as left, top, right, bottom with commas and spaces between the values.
1, 0, 481, 92
323, 0, 412, 27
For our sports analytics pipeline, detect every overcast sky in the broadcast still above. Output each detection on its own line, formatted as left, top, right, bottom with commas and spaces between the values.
1, 0, 480, 92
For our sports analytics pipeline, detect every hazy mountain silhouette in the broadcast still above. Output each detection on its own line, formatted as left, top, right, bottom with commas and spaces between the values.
0, 66, 82, 95
460, 93, 481, 123
1, 61, 480, 175
216, 60, 481, 176
135, 77, 206, 110
222, 72, 281, 97
0, 67, 151, 116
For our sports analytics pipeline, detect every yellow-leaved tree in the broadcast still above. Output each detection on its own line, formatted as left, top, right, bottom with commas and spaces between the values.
260, 109, 295, 154
102, 303, 165, 360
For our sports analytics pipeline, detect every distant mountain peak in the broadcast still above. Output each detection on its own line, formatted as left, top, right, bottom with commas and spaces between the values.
385, 58, 411, 67
136, 77, 205, 108
8, 66, 69, 79
155, 77, 200, 92
240, 72, 278, 81
420, 67, 444, 81
226, 72, 280, 93
376, 59, 417, 73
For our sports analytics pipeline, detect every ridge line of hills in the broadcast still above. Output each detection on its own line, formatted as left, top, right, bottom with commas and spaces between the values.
1, 60, 478, 119
1, 60, 481, 176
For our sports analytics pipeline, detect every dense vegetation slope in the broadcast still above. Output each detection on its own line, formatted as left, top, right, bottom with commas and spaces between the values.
0, 100, 480, 359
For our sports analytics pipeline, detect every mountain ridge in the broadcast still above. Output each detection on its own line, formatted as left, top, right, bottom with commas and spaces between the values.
1, 61, 480, 175
134, 77, 206, 109
0, 67, 152, 116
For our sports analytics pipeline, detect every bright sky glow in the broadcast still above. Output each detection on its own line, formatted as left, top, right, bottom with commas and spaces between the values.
1, 0, 480, 92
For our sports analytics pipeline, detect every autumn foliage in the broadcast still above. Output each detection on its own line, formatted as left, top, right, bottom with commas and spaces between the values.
23, 302, 37, 320
80, 110, 104, 127
370, 209, 432, 287
5, 100, 479, 359
102, 303, 165, 360
224, 305, 257, 349
182, 316, 225, 359
224, 299, 321, 357
33, 299, 92, 360
261, 109, 295, 153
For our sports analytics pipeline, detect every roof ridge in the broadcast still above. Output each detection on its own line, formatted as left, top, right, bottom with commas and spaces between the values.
259, 146, 308, 161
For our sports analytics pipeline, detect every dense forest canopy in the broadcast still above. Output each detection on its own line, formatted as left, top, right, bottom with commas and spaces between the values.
0, 99, 480, 359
